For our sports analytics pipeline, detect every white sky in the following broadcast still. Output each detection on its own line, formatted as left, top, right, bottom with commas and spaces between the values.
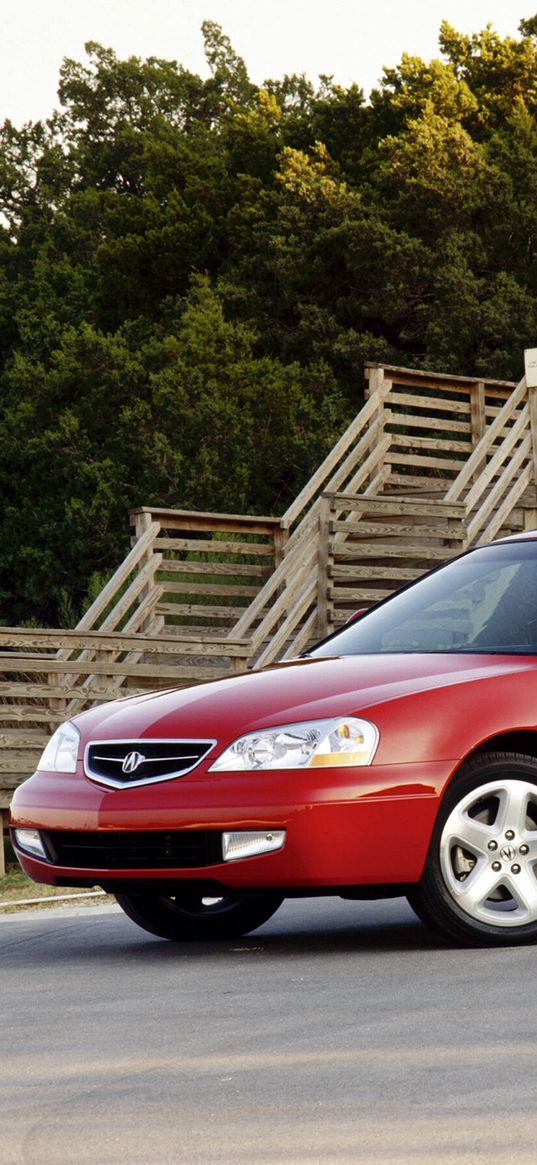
1, 0, 534, 125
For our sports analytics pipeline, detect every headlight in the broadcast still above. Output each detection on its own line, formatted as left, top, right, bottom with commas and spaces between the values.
38, 722, 80, 773
210, 717, 379, 772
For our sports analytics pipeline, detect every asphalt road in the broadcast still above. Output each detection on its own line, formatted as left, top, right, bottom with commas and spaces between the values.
2, 896, 537, 1165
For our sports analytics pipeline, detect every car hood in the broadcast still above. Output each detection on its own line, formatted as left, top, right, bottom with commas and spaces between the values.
73, 651, 530, 752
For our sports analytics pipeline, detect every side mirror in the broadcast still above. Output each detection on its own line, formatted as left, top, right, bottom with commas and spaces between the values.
346, 608, 368, 624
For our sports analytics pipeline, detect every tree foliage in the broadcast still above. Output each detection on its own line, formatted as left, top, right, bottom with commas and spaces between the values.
2, 16, 537, 622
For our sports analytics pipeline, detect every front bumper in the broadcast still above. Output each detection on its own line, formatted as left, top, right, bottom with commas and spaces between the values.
10, 759, 453, 891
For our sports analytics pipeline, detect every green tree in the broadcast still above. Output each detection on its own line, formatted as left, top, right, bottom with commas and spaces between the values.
2, 19, 537, 622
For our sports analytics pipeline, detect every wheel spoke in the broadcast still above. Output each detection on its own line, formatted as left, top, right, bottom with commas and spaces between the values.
447, 811, 493, 857
439, 776, 537, 930
496, 782, 534, 836
450, 860, 501, 915
502, 866, 537, 923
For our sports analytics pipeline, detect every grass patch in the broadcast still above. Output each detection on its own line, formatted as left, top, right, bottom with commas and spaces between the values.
0, 862, 114, 914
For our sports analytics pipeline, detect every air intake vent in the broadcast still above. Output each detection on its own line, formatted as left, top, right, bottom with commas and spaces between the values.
44, 829, 222, 869
85, 739, 216, 788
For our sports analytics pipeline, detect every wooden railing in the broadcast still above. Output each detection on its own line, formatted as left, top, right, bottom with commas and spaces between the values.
225, 364, 525, 664
0, 627, 251, 809
130, 507, 287, 634
377, 363, 516, 490
317, 494, 467, 636
446, 374, 535, 545
227, 367, 395, 661
4, 360, 537, 836
73, 365, 526, 671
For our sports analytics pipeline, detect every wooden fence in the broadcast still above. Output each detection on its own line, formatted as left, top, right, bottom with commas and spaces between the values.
317, 494, 467, 636
4, 359, 537, 851
130, 507, 287, 634
0, 626, 250, 806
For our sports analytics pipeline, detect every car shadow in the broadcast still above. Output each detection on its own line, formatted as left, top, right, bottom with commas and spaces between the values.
2, 897, 455, 967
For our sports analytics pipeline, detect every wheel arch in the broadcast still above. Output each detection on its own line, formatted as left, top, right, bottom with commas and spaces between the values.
444, 730, 537, 796
472, 730, 537, 761
421, 731, 537, 875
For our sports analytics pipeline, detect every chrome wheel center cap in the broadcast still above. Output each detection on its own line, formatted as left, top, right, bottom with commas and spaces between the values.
500, 844, 517, 862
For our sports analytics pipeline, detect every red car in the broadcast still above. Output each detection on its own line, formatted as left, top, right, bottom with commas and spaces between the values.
10, 532, 537, 946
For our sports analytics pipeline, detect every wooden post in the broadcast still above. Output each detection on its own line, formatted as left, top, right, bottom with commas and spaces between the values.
527, 383, 537, 494
316, 495, 333, 639
470, 380, 486, 483
365, 365, 390, 491
0, 808, 7, 878
131, 510, 161, 635
48, 670, 65, 735
470, 381, 486, 447
273, 523, 288, 569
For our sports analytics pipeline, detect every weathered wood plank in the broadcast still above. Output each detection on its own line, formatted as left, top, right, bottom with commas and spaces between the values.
158, 560, 272, 578
381, 473, 452, 491
159, 581, 260, 598
155, 604, 248, 620
477, 463, 533, 546
1, 787, 22, 806
329, 582, 396, 597
316, 496, 333, 639
0, 680, 206, 703
385, 452, 467, 471
463, 406, 530, 513
0, 730, 48, 745
71, 522, 160, 634
131, 507, 282, 535
385, 391, 472, 415
385, 410, 471, 434
446, 376, 527, 502
389, 433, 473, 454
330, 564, 426, 581
154, 537, 275, 557
333, 542, 450, 561
248, 542, 319, 651
0, 656, 238, 680
230, 522, 319, 640
281, 609, 320, 660
0, 629, 250, 656
466, 435, 532, 541
329, 519, 464, 540
0, 706, 66, 724
97, 554, 162, 634
283, 389, 389, 527
365, 362, 515, 389
0, 755, 43, 773
327, 495, 466, 519
254, 576, 318, 669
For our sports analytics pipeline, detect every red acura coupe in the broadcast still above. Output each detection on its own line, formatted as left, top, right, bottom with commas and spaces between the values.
11, 532, 537, 946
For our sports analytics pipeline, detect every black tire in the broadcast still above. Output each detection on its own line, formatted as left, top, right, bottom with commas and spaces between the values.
407, 751, 537, 947
115, 888, 283, 941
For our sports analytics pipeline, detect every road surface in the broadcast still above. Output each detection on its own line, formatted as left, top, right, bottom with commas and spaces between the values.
2, 896, 537, 1165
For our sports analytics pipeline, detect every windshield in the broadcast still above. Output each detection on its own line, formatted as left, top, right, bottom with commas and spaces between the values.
309, 540, 537, 657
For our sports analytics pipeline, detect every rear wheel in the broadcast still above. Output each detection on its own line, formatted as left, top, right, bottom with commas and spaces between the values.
407, 752, 537, 946
115, 888, 283, 941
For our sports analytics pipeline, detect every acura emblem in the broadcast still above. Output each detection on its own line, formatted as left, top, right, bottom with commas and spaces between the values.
122, 750, 146, 775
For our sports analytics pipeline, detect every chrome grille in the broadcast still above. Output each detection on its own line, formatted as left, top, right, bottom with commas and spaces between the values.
85, 739, 216, 789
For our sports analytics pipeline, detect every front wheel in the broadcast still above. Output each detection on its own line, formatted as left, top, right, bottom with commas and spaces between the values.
115, 888, 284, 941
407, 752, 537, 946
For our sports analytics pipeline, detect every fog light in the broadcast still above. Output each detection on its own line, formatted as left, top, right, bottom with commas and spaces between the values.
222, 830, 285, 862
13, 829, 48, 860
